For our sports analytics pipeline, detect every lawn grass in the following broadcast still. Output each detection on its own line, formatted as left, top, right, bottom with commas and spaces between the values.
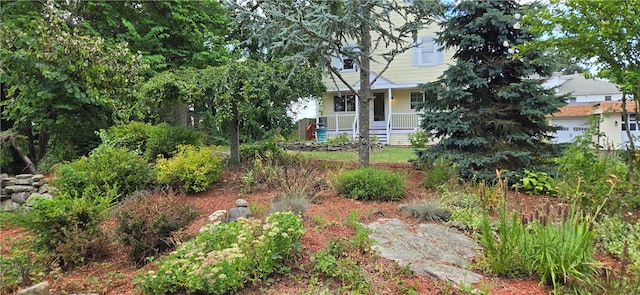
292, 146, 417, 163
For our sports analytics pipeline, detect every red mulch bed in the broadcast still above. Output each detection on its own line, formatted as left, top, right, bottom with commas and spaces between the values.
1, 160, 558, 295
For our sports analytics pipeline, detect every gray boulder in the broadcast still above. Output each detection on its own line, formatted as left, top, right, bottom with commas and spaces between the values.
17, 281, 50, 295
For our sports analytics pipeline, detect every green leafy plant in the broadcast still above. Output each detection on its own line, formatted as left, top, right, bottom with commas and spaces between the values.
408, 129, 429, 148
98, 122, 154, 155
144, 123, 203, 161
115, 190, 199, 265
134, 212, 304, 295
311, 238, 372, 293
53, 145, 155, 201
518, 169, 559, 196
239, 140, 285, 163
479, 201, 598, 291
11, 193, 113, 269
0, 235, 52, 294
326, 133, 351, 145
421, 159, 456, 189
155, 145, 224, 193
334, 168, 406, 201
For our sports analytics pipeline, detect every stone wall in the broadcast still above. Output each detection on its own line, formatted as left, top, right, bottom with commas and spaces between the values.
1, 173, 55, 211
281, 141, 384, 152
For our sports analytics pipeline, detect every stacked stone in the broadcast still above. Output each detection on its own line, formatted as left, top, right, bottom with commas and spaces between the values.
1, 173, 55, 211
282, 141, 384, 152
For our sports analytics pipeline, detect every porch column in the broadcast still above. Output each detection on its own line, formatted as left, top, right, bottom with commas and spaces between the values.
354, 93, 359, 140
387, 88, 392, 145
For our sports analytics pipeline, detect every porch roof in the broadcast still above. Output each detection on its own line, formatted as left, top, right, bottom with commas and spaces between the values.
326, 72, 420, 93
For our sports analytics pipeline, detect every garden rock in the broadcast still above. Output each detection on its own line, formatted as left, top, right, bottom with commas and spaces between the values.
366, 218, 483, 289
227, 199, 251, 222
17, 281, 50, 295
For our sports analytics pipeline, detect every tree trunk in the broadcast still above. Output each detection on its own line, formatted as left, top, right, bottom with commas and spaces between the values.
358, 17, 372, 168
0, 133, 37, 174
229, 99, 241, 165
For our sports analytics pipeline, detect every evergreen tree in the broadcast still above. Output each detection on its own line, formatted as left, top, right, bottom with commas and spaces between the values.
416, 0, 566, 181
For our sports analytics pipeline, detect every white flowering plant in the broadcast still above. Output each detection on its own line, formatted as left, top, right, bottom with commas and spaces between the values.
133, 212, 304, 294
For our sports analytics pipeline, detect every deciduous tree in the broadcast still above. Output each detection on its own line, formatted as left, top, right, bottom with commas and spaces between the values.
525, 0, 640, 181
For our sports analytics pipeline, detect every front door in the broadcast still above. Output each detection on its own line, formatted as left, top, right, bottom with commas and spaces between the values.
372, 92, 386, 128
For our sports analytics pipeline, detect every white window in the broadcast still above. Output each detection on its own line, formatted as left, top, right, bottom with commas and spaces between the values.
622, 113, 638, 131
605, 95, 612, 101
334, 95, 356, 112
410, 92, 425, 110
412, 37, 444, 67
333, 46, 359, 72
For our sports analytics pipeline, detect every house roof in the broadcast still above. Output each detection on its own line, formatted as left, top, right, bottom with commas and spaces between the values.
327, 72, 421, 92
555, 74, 621, 96
596, 100, 640, 113
549, 102, 595, 117
550, 100, 640, 117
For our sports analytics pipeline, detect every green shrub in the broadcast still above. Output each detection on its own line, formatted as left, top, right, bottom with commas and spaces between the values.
595, 216, 640, 265
0, 235, 51, 294
11, 193, 113, 269
334, 168, 406, 201
555, 125, 630, 211
53, 146, 155, 200
155, 145, 224, 193
115, 190, 199, 265
479, 203, 597, 291
408, 129, 429, 148
518, 169, 559, 196
144, 123, 203, 161
98, 122, 154, 155
134, 212, 304, 295
421, 159, 456, 189
239, 140, 284, 163
311, 237, 372, 293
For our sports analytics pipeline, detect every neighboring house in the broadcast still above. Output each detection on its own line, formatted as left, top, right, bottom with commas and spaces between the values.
316, 23, 451, 145
546, 73, 640, 149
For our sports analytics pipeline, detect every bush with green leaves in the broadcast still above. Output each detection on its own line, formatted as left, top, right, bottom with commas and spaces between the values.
98, 121, 154, 155
595, 216, 640, 266
555, 122, 631, 211
239, 140, 285, 163
133, 212, 304, 295
311, 237, 372, 293
408, 129, 429, 148
144, 123, 203, 161
334, 168, 406, 201
115, 190, 199, 265
517, 169, 559, 196
155, 145, 224, 193
479, 203, 597, 291
421, 159, 456, 189
0, 235, 51, 294
11, 193, 113, 269
53, 145, 155, 200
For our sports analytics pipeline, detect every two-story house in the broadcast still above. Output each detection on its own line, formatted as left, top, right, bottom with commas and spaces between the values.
315, 22, 453, 146
545, 73, 639, 149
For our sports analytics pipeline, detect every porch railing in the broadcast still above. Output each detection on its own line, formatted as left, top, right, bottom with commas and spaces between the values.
320, 113, 356, 132
390, 113, 420, 130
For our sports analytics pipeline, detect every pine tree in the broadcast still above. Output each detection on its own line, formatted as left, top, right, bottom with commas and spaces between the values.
417, 0, 566, 181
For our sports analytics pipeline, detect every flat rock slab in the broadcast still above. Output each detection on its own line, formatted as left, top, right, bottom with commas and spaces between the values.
366, 218, 483, 289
